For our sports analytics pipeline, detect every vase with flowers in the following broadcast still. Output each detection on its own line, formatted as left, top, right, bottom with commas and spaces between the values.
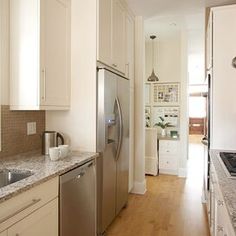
155, 116, 173, 136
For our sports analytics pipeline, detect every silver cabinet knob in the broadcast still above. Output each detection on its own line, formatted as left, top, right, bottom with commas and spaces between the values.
217, 225, 223, 232
218, 200, 224, 206
232, 57, 236, 68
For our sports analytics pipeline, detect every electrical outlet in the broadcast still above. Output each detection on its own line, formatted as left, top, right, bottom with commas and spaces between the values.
27, 122, 37, 135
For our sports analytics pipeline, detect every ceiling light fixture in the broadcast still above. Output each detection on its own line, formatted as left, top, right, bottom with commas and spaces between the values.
147, 35, 159, 82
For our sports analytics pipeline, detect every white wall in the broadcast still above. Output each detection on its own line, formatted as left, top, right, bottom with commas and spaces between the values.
46, 0, 97, 152
145, 33, 181, 83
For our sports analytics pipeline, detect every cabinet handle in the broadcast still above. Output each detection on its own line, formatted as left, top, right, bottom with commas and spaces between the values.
0, 198, 41, 224
217, 225, 223, 232
42, 68, 46, 100
232, 57, 236, 68
112, 63, 118, 68
217, 200, 224, 206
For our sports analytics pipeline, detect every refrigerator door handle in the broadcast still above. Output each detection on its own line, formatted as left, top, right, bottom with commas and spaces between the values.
115, 97, 123, 161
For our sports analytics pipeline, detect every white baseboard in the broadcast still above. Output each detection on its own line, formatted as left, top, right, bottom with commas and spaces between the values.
131, 179, 147, 195
201, 194, 207, 203
159, 169, 178, 175
178, 168, 187, 178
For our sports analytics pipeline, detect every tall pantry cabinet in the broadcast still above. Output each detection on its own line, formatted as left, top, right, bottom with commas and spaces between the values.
10, 0, 71, 110
97, 0, 126, 74
208, 5, 236, 150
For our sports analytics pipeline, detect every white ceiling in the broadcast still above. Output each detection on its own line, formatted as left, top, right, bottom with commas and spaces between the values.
129, 0, 236, 54
127, 0, 236, 19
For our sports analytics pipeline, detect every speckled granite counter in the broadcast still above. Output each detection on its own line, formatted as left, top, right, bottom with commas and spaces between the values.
0, 151, 98, 204
210, 149, 236, 233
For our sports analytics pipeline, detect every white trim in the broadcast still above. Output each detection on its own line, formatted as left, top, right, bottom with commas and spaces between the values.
159, 169, 178, 176
131, 180, 147, 195
178, 168, 187, 178
201, 192, 207, 204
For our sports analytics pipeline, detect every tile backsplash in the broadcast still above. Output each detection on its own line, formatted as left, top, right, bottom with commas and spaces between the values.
0, 105, 45, 158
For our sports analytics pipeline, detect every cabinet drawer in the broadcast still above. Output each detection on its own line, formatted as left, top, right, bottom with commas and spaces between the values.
159, 140, 179, 154
159, 156, 178, 170
0, 177, 58, 232
8, 198, 58, 236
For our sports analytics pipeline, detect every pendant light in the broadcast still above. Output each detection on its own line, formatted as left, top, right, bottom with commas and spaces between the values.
147, 35, 159, 82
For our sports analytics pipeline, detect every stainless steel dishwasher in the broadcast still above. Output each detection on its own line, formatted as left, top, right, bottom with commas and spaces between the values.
60, 159, 96, 236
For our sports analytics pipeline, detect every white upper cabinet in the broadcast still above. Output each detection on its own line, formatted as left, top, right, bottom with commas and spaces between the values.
97, 0, 126, 74
10, 0, 71, 110
206, 11, 212, 70
97, 0, 112, 67
111, 0, 125, 73
210, 5, 236, 149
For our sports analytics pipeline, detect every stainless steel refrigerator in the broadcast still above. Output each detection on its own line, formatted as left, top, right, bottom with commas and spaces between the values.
96, 68, 130, 235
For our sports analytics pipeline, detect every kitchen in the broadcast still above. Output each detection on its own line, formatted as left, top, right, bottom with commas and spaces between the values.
1, 0, 236, 236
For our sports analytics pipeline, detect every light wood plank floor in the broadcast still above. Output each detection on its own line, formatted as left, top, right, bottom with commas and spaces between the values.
106, 175, 210, 236
106, 136, 210, 236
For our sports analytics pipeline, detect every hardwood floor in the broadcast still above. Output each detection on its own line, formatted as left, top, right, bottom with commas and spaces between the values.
106, 136, 210, 236
106, 175, 210, 236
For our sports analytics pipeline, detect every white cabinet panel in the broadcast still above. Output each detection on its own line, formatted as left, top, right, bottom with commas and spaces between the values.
211, 5, 236, 149
97, 0, 126, 74
10, 0, 71, 110
111, 0, 125, 73
97, 0, 112, 66
159, 156, 178, 170
159, 140, 179, 175
40, 0, 71, 107
8, 199, 58, 236
159, 140, 178, 154
206, 12, 213, 70
0, 177, 58, 233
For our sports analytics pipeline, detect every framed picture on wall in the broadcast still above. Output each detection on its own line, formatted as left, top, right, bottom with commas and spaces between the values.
152, 82, 180, 106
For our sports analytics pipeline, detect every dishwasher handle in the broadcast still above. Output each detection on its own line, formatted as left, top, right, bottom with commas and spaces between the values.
60, 160, 95, 185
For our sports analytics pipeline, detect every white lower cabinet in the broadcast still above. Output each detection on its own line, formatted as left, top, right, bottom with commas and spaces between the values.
208, 165, 235, 236
159, 140, 179, 175
0, 177, 59, 236
8, 199, 58, 236
0, 231, 7, 236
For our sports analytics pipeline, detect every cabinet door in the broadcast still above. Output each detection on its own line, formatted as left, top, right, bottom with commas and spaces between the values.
206, 12, 213, 70
0, 231, 7, 236
97, 0, 112, 66
40, 0, 71, 108
111, 0, 125, 73
159, 155, 178, 170
125, 11, 134, 83
211, 6, 236, 149
8, 199, 58, 236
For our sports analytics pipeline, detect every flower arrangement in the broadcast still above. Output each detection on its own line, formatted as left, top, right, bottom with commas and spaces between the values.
155, 116, 173, 136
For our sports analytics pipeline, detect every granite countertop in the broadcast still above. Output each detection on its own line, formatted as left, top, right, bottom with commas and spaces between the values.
210, 149, 236, 232
0, 151, 98, 204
